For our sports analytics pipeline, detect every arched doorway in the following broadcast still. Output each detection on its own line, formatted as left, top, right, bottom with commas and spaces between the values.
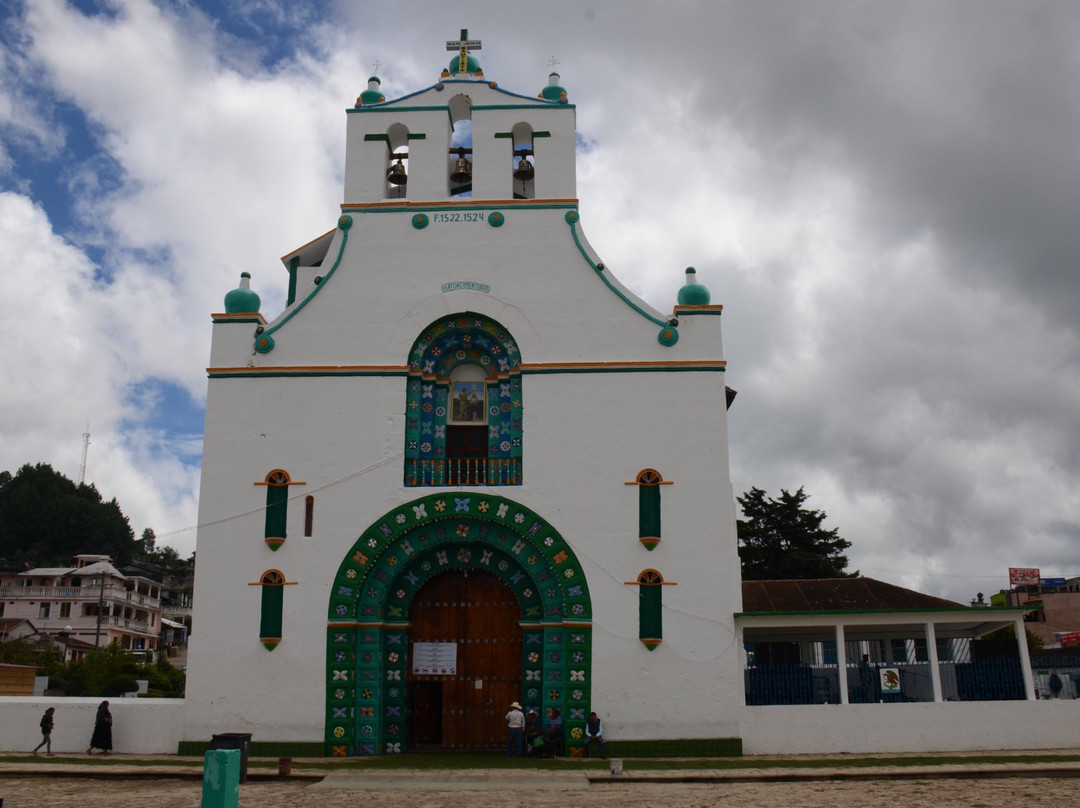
325, 493, 593, 756
408, 569, 522, 749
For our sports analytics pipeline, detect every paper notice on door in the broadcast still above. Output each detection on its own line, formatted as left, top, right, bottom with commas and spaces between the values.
412, 641, 458, 675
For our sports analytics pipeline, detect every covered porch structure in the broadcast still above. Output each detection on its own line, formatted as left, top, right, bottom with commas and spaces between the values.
733, 578, 1074, 755
737, 578, 1038, 705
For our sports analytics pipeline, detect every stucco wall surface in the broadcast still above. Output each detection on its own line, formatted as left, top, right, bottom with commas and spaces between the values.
183, 367, 741, 742
0, 697, 185, 754
245, 209, 699, 368
740, 700, 1080, 754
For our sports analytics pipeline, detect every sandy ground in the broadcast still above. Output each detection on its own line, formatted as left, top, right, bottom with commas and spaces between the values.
0, 775, 1076, 808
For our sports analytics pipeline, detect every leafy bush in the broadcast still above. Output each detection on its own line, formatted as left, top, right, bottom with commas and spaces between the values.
103, 675, 139, 697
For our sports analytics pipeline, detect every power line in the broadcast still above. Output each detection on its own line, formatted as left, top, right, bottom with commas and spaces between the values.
152, 451, 406, 540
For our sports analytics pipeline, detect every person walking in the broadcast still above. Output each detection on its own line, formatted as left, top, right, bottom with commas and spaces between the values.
32, 707, 55, 756
86, 700, 112, 755
583, 711, 606, 759
505, 701, 525, 757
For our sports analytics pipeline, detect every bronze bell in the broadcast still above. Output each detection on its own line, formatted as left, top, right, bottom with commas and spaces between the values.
513, 157, 535, 182
386, 159, 408, 186
450, 157, 473, 184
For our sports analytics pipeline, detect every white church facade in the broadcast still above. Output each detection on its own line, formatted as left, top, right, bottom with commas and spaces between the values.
181, 35, 1077, 759
184, 34, 743, 757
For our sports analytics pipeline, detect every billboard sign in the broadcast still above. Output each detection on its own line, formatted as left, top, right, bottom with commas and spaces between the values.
1009, 567, 1041, 586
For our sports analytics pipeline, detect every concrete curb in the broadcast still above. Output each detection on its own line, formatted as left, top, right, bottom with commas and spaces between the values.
588, 764, 1080, 784
3, 759, 1080, 789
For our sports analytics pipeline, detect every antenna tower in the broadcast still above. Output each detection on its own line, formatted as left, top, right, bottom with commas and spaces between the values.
79, 424, 90, 484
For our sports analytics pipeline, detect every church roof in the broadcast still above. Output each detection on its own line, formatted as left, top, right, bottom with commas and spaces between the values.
741, 577, 965, 614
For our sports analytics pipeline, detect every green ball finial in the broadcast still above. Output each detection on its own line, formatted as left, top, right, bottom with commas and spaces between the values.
224, 272, 261, 314
677, 267, 711, 305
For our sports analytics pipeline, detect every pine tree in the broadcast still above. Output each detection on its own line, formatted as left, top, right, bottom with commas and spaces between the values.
0, 463, 135, 566
737, 486, 855, 580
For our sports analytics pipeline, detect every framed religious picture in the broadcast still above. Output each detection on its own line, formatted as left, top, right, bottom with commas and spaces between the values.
451, 381, 487, 423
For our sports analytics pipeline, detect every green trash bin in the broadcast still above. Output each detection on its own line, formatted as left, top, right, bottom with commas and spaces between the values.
209, 733, 252, 783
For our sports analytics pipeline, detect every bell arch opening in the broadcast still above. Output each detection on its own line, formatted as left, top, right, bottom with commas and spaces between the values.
448, 94, 473, 196
325, 492, 593, 756
384, 122, 410, 199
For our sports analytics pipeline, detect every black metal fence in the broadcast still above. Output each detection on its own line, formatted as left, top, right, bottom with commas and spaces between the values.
743, 638, 1058, 705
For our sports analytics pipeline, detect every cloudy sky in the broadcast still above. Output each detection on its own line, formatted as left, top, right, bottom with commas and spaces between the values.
1, 0, 1078, 602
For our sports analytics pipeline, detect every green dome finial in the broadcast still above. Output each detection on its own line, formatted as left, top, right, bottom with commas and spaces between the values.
447, 54, 482, 76
224, 271, 261, 314
539, 72, 568, 103
677, 267, 711, 306
356, 76, 386, 107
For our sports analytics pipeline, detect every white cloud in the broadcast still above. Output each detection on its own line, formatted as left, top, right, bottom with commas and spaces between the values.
2, 1, 1080, 600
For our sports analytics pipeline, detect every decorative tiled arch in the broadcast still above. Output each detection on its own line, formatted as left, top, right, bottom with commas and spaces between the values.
325, 493, 592, 756
404, 313, 523, 486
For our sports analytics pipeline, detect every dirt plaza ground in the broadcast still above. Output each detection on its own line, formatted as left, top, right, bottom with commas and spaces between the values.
2, 768, 1080, 808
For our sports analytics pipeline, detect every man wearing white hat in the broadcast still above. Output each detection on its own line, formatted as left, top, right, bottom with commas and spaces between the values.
505, 701, 525, 756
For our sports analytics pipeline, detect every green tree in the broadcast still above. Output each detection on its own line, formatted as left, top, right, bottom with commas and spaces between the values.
737, 486, 855, 580
144, 654, 186, 698
980, 624, 1045, 654
0, 639, 61, 676
138, 527, 157, 558
0, 463, 136, 566
61, 644, 136, 696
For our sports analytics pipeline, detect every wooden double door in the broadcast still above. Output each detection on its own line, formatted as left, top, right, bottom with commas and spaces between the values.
407, 569, 523, 749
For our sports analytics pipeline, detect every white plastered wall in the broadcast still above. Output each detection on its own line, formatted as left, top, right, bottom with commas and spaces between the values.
187, 67, 740, 744
184, 357, 742, 742
0, 698, 184, 754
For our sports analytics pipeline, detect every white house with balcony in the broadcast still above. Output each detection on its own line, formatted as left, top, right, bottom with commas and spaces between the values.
0, 554, 162, 655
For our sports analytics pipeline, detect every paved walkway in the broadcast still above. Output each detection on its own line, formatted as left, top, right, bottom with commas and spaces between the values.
3, 751, 1080, 789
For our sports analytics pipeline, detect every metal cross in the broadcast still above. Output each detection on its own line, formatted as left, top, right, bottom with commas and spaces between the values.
372, 60, 381, 74
547, 56, 560, 72
446, 28, 481, 74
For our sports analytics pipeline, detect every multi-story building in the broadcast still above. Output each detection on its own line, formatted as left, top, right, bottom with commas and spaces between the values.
0, 554, 161, 654
121, 558, 194, 641
1002, 577, 1080, 647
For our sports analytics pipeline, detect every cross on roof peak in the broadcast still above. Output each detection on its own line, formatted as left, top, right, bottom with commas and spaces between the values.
446, 28, 482, 75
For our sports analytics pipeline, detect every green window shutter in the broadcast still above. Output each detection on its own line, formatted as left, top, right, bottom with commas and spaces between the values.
634, 469, 664, 550
260, 571, 285, 651
636, 570, 665, 651
639, 486, 661, 546
265, 484, 288, 549
639, 584, 662, 649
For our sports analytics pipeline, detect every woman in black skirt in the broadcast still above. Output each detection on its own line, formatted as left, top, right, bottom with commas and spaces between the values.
86, 701, 112, 755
